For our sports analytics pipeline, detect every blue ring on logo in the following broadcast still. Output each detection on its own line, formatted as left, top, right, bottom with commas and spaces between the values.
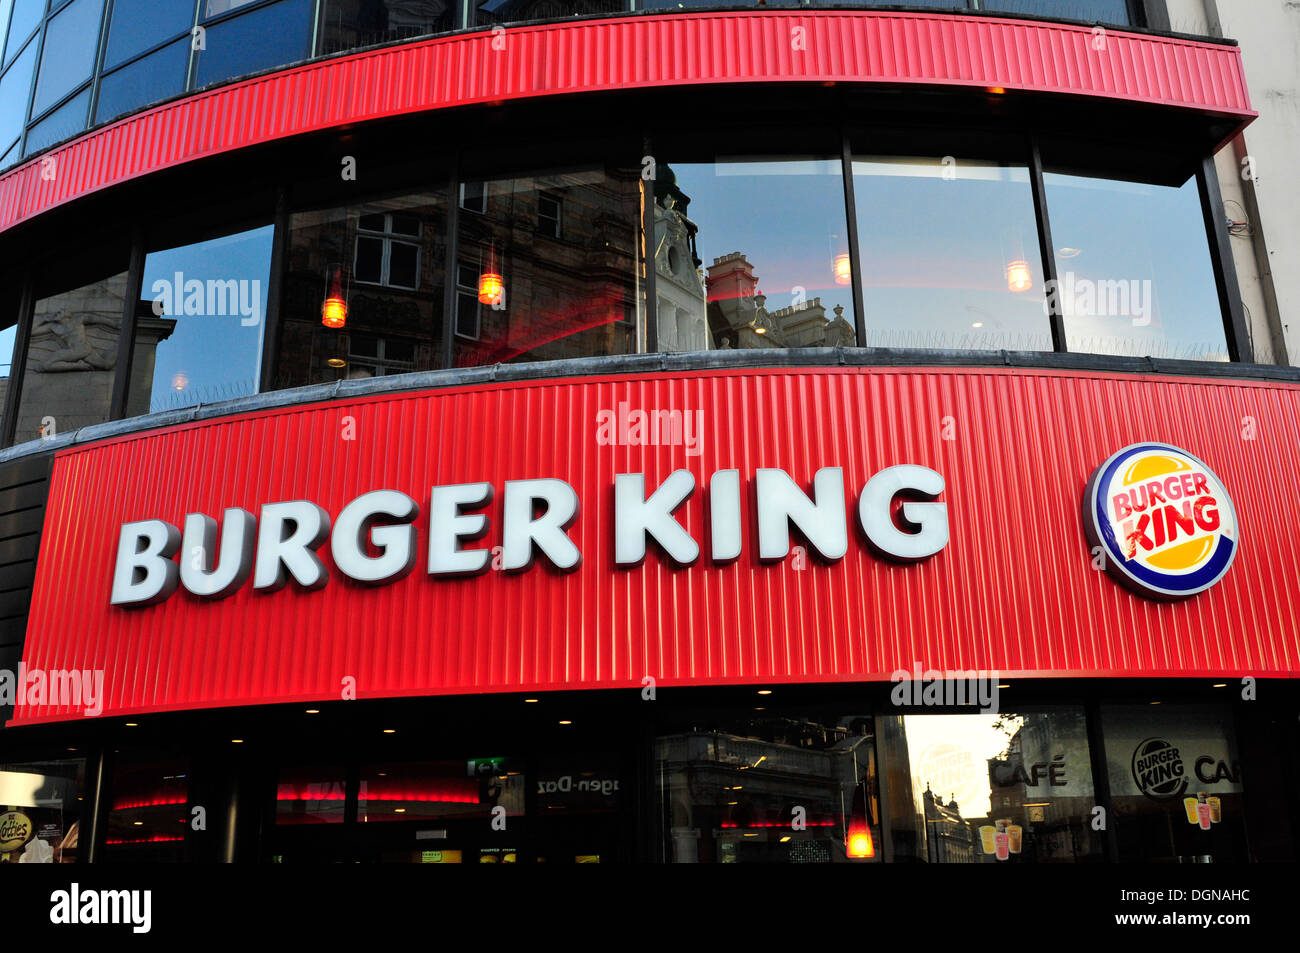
1092, 443, 1236, 596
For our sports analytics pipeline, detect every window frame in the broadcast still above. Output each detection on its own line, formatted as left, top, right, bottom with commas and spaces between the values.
352, 211, 422, 291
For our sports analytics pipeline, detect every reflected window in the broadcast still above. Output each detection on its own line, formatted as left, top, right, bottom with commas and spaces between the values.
453, 166, 641, 367
853, 156, 1049, 351
472, 0, 624, 28
276, 766, 346, 824
95, 38, 191, 124
319, 0, 454, 55
660, 158, 855, 353
103, 0, 196, 70
1101, 704, 1247, 862
1045, 172, 1228, 361
193, 0, 313, 88
126, 225, 272, 416
982, 0, 1136, 24
30, 0, 104, 118
0, 39, 37, 158
656, 710, 879, 863
277, 192, 447, 388
883, 708, 1102, 863
359, 760, 525, 822
0, 759, 84, 864
14, 268, 126, 444
354, 213, 420, 289
22, 86, 89, 156
205, 0, 262, 16
104, 756, 188, 861
3, 0, 40, 66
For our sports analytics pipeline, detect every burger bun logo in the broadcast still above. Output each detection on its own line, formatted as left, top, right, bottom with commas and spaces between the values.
1083, 443, 1238, 600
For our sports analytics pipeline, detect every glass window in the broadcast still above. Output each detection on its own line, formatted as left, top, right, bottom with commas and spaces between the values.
104, 755, 188, 861
0, 0, 14, 66
982, 0, 1135, 25
454, 166, 642, 367
14, 268, 126, 444
1045, 172, 1228, 361
659, 158, 855, 353
193, 0, 312, 88
276, 191, 447, 389
319, 0, 454, 56
22, 85, 88, 155
472, 0, 623, 28
656, 709, 879, 863
0, 758, 84, 863
204, 0, 260, 17
95, 37, 190, 123
883, 708, 1103, 863
30, 0, 104, 118
276, 766, 346, 824
1101, 704, 1247, 862
3, 0, 41, 65
852, 156, 1049, 351
125, 225, 272, 417
0, 39, 37, 155
535, 752, 623, 864
103, 0, 195, 70
358, 760, 526, 823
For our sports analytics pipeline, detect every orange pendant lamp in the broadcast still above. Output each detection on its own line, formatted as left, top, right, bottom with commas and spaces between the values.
1005, 258, 1032, 293
321, 266, 347, 329
833, 252, 852, 286
478, 242, 504, 306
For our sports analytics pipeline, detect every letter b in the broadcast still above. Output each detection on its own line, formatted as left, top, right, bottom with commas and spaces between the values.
111, 520, 182, 606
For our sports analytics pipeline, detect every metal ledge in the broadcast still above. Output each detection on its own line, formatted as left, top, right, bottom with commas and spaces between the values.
3, 347, 1297, 465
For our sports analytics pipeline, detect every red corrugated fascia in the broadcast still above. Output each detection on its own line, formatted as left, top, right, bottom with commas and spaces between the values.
0, 10, 1255, 237
11, 365, 1300, 725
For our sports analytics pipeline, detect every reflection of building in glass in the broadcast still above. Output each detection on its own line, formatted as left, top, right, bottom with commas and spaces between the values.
922, 784, 977, 863
706, 252, 855, 350
982, 711, 1101, 863
14, 275, 126, 443
653, 169, 708, 352
658, 717, 876, 863
455, 169, 641, 367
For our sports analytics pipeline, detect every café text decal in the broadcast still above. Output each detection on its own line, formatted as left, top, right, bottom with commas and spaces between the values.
1083, 443, 1238, 600
108, 465, 950, 607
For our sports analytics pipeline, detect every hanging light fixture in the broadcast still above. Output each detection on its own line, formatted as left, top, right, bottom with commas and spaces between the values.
478, 242, 504, 306
833, 253, 852, 286
321, 266, 347, 329
1005, 259, 1032, 293
846, 823, 875, 859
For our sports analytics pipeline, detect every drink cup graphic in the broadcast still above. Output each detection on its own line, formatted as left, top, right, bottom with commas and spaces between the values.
994, 820, 1010, 861
1183, 797, 1199, 825
1196, 793, 1212, 830
979, 825, 996, 855
1208, 797, 1222, 824
1007, 825, 1023, 854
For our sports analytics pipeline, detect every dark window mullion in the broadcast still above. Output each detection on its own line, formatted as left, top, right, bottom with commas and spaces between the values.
1196, 155, 1252, 363
109, 225, 145, 419
0, 274, 34, 447
840, 129, 865, 348
1027, 133, 1066, 352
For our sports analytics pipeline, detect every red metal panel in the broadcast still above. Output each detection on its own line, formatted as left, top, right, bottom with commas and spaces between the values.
0, 11, 1255, 237
11, 365, 1300, 725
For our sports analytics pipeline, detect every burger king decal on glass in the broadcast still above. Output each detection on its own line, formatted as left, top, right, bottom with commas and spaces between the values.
1083, 443, 1239, 600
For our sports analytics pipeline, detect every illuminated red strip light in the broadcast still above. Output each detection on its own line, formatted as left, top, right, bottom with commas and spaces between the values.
105, 835, 185, 845
720, 821, 837, 829
276, 785, 478, 804
112, 796, 188, 810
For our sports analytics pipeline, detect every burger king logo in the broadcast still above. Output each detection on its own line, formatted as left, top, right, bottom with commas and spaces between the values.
1083, 443, 1238, 600
1131, 738, 1188, 800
